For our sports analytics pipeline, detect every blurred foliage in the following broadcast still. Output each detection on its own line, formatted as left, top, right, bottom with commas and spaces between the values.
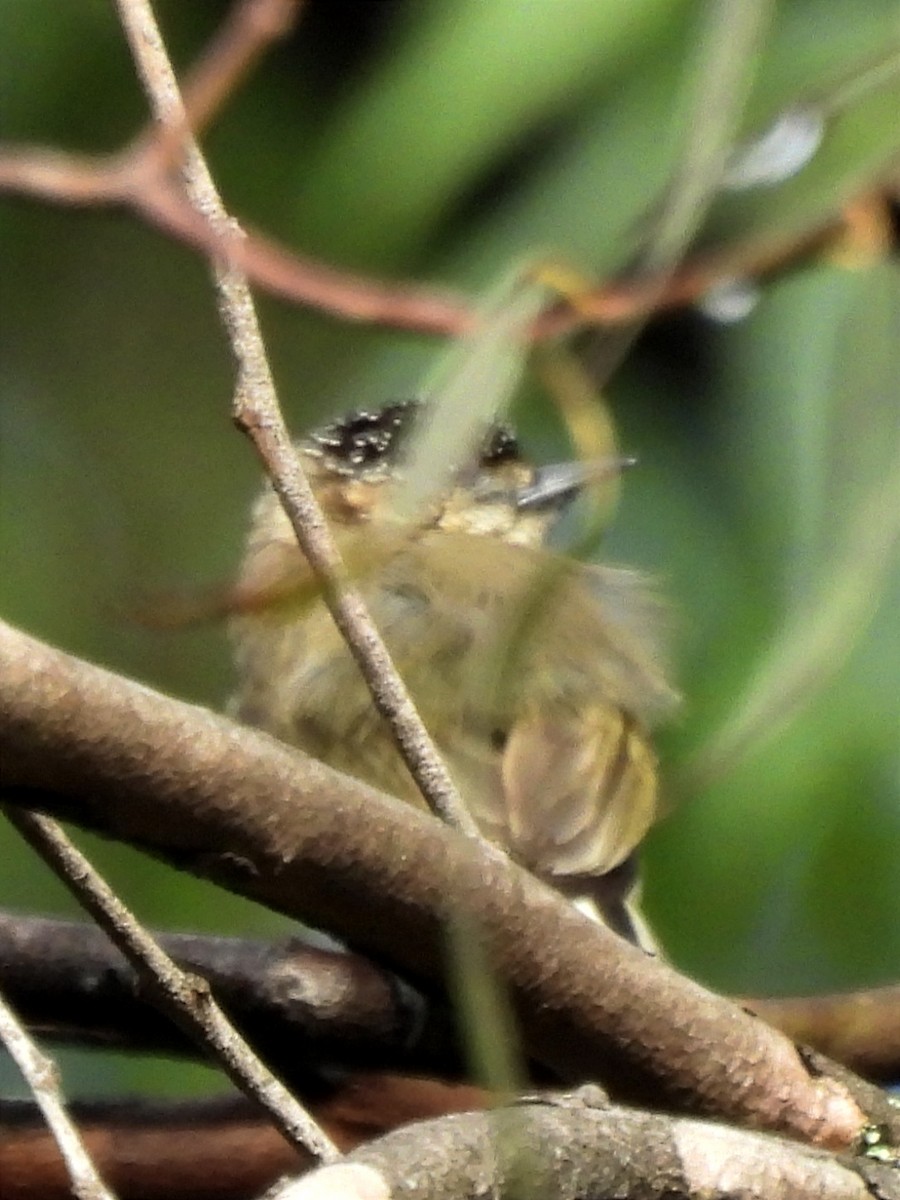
1, 0, 899, 1098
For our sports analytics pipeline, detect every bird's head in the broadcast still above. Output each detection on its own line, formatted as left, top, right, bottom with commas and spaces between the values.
299, 399, 631, 549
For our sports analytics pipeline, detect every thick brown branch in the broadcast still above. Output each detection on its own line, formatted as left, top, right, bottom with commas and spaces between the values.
0, 911, 459, 1080
748, 988, 900, 1085
1, 618, 895, 1148
5, 911, 898, 1086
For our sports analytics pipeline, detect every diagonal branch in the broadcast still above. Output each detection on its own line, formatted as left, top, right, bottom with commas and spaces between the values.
2, 808, 340, 1164
113, 0, 479, 839
0, 988, 117, 1200
1, 617, 896, 1149
124, 0, 306, 180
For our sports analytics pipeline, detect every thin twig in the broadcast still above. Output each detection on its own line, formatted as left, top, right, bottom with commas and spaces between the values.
0, 135, 856, 334
0, 986, 117, 1200
173, 0, 303, 136
112, 0, 480, 839
0, 0, 897, 340
126, 0, 305, 178
3, 806, 341, 1164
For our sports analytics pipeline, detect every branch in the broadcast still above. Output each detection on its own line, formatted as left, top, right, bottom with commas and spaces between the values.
0, 989, 116, 1200
0, 0, 884, 345
2, 810, 339, 1164
1, 618, 895, 1149
748, 988, 900, 1085
121, 0, 304, 188
162, 0, 303, 142
0, 911, 460, 1081
0, 1079, 492, 1200
113, 0, 478, 839
0, 1095, 304, 1200
5, 911, 898, 1084
282, 1089, 900, 1200
0, 133, 860, 338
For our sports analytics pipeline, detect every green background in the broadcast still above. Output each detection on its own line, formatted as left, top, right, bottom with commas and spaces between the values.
1, 0, 898, 1097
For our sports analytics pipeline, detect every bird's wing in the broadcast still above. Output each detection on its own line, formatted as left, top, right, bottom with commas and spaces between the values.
465, 703, 658, 881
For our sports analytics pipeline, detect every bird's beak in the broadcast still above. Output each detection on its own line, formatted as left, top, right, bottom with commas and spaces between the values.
515, 455, 637, 511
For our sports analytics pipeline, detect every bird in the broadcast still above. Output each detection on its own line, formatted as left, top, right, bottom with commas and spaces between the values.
229, 400, 678, 946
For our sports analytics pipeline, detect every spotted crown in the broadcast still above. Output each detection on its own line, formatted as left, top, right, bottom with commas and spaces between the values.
306, 400, 520, 476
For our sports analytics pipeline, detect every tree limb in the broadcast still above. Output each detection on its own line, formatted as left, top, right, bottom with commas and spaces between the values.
282, 1089, 900, 1200
1, 617, 895, 1149
4, 911, 898, 1084
0, 911, 458, 1081
747, 988, 900, 1085
0, 1095, 303, 1200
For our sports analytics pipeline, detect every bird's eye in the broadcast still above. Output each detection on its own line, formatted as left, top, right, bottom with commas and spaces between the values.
481, 424, 519, 466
